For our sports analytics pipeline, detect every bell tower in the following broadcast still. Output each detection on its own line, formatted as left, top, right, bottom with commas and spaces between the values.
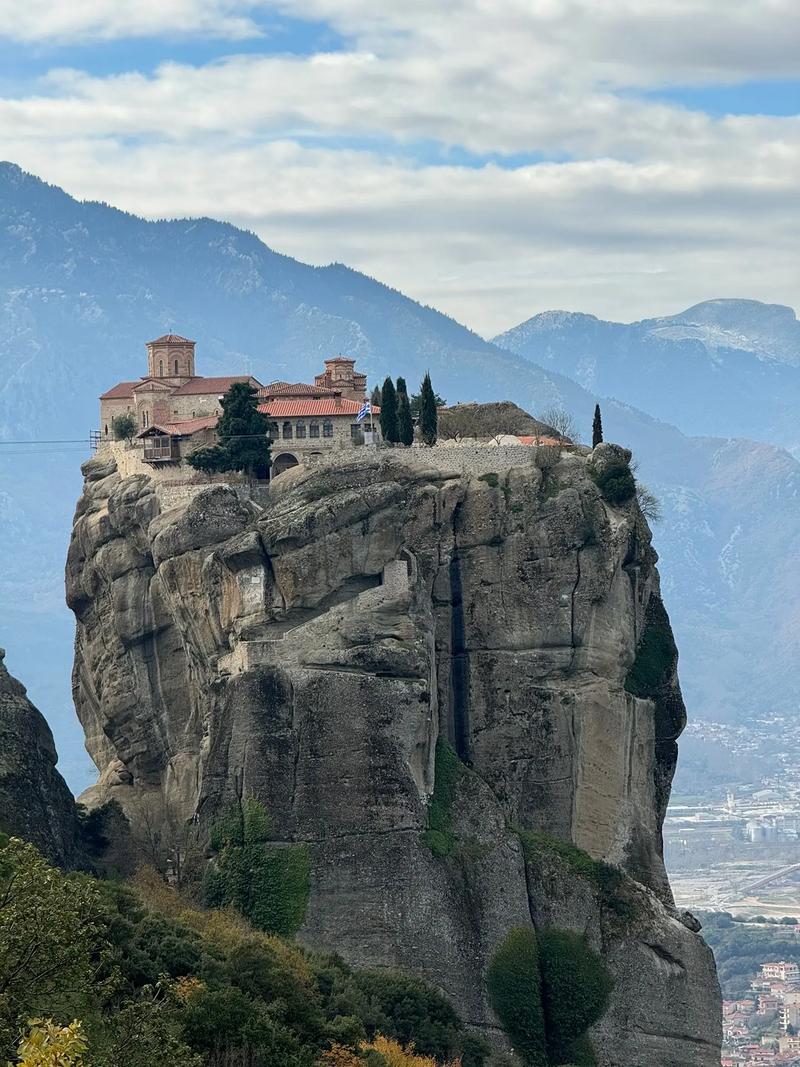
146, 333, 196, 381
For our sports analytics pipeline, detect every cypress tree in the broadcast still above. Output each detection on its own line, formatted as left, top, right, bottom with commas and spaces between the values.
396, 376, 414, 447
370, 385, 382, 408
380, 377, 399, 443
592, 403, 603, 449
419, 372, 438, 447
217, 382, 271, 477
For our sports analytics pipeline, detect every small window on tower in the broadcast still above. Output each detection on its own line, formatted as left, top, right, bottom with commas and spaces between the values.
159, 360, 163, 376
174, 360, 179, 375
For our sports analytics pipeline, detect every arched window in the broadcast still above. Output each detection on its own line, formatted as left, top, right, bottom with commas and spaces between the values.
322, 420, 333, 438
295, 420, 307, 439
269, 421, 279, 441
282, 421, 293, 439
159, 360, 163, 376
309, 421, 320, 439
174, 359, 179, 375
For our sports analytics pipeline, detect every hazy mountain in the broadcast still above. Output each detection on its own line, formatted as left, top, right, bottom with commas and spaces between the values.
493, 300, 800, 453
0, 162, 797, 788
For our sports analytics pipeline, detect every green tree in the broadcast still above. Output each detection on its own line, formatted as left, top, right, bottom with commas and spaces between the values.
111, 414, 136, 442
396, 377, 414, 447
410, 390, 445, 419
418, 373, 438, 447
380, 378, 399, 444
592, 404, 603, 449
0, 838, 105, 1060
185, 446, 228, 478
216, 382, 271, 478
371, 385, 382, 408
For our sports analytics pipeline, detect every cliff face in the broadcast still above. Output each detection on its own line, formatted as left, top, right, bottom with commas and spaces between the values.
0, 649, 78, 866
67, 446, 721, 1065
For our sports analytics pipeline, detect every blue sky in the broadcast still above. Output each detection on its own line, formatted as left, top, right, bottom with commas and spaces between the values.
0, 1, 798, 332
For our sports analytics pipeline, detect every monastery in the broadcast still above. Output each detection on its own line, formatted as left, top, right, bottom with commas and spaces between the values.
100, 334, 380, 479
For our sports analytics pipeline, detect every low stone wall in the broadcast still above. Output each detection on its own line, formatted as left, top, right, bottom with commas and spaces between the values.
300, 442, 547, 478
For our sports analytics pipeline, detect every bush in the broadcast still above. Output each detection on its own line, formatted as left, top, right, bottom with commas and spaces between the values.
205, 797, 310, 937
186, 445, 228, 476
635, 483, 662, 523
0, 837, 482, 1067
423, 740, 463, 858
624, 596, 677, 699
111, 413, 136, 441
590, 461, 636, 506
486, 929, 548, 1067
538, 930, 612, 1065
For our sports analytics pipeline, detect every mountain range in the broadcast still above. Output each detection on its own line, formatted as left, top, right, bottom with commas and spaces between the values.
494, 301, 800, 454
0, 160, 797, 789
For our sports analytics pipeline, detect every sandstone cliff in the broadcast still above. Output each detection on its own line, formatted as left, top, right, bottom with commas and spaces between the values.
0, 649, 78, 866
67, 445, 721, 1065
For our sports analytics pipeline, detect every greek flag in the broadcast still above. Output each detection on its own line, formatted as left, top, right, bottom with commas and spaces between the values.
356, 401, 370, 422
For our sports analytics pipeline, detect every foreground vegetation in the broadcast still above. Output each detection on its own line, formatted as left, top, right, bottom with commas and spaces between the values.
0, 834, 486, 1067
2, 781, 619, 1067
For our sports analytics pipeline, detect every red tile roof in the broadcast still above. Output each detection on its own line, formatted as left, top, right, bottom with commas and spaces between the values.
148, 333, 194, 344
101, 374, 262, 400
166, 416, 219, 435
172, 375, 261, 396
99, 380, 139, 400
323, 356, 356, 364
258, 382, 340, 398
260, 398, 378, 418
136, 416, 218, 438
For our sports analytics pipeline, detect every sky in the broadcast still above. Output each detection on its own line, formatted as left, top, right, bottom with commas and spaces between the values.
0, 0, 799, 336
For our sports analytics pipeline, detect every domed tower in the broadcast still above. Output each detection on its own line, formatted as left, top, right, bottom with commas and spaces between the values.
146, 334, 196, 382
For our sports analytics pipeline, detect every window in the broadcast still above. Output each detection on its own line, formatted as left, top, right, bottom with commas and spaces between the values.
159, 360, 163, 376
174, 359, 179, 375
322, 420, 333, 438
269, 422, 279, 440
282, 421, 293, 439
296, 420, 306, 439
351, 423, 363, 440
309, 421, 320, 439
104, 424, 108, 436
144, 434, 174, 461
141, 409, 149, 428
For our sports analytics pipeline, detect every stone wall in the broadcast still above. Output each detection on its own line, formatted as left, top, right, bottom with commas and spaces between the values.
297, 442, 548, 479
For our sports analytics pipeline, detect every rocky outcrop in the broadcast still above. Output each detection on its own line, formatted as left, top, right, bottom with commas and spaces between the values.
0, 649, 78, 866
67, 447, 721, 1065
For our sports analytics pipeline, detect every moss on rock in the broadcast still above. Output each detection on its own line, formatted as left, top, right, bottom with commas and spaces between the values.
423, 739, 463, 858
625, 595, 677, 699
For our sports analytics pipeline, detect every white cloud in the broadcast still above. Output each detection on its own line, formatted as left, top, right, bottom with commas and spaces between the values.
3, 136, 798, 334
0, 0, 264, 42
0, 0, 798, 333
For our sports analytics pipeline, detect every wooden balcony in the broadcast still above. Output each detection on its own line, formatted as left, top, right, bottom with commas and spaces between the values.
143, 435, 179, 464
